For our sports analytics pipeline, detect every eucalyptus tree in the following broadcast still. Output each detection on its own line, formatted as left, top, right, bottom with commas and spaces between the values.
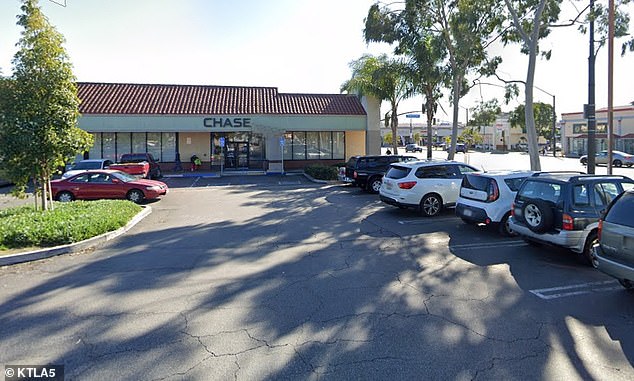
365, 0, 503, 160
1, 0, 93, 210
341, 54, 416, 155
500, 0, 632, 170
509, 102, 555, 140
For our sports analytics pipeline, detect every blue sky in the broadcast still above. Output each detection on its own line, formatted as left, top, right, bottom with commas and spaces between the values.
1, 0, 633, 123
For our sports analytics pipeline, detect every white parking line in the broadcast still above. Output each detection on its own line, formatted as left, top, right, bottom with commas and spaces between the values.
529, 280, 621, 300
398, 217, 457, 224
449, 241, 528, 250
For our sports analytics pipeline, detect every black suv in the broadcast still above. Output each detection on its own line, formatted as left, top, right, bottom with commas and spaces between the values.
509, 172, 634, 265
340, 155, 416, 193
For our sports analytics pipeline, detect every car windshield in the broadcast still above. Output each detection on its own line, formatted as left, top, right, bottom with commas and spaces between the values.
462, 174, 490, 191
111, 171, 137, 183
385, 165, 411, 179
73, 161, 101, 170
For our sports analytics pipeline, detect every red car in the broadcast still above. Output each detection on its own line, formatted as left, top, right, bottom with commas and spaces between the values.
51, 170, 168, 203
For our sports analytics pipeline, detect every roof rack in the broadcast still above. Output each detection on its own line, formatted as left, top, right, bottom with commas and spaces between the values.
531, 171, 585, 177
570, 174, 632, 182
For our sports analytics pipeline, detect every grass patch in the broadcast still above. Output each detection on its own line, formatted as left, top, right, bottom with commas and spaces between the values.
0, 200, 142, 250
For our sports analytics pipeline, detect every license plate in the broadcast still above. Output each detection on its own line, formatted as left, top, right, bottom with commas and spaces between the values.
463, 209, 473, 217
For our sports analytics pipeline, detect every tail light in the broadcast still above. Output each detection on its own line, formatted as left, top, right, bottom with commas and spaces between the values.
487, 180, 499, 202
398, 181, 417, 189
598, 219, 603, 240
353, 171, 358, 179
562, 213, 574, 231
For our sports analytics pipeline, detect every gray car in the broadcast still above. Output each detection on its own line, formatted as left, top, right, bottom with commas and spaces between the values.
580, 150, 634, 167
593, 189, 634, 289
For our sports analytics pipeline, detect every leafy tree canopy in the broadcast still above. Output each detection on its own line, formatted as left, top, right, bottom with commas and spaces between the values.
509, 102, 555, 139
468, 99, 502, 127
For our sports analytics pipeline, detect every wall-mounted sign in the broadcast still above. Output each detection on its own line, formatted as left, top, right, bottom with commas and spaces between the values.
203, 117, 252, 128
405, 114, 421, 118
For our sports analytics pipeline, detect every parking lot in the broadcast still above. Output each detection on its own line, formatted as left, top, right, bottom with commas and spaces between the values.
1, 152, 634, 379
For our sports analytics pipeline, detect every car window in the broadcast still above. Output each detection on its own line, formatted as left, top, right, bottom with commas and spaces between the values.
605, 192, 634, 227
377, 157, 390, 165
357, 159, 368, 169
70, 174, 90, 183
415, 165, 450, 179
462, 174, 490, 191
89, 173, 112, 183
593, 182, 620, 207
573, 184, 590, 206
519, 181, 561, 203
504, 177, 528, 192
456, 165, 477, 174
385, 165, 410, 179
622, 182, 634, 192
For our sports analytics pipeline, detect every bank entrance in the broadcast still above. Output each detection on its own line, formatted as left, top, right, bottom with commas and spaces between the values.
211, 132, 265, 171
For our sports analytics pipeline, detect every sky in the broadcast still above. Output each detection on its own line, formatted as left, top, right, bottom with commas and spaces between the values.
1, 0, 633, 125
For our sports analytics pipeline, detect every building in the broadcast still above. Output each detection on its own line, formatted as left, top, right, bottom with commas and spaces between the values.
77, 82, 380, 172
561, 104, 634, 157
380, 120, 466, 146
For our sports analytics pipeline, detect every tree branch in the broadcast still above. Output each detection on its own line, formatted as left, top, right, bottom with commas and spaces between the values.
504, 0, 531, 43
549, 4, 590, 28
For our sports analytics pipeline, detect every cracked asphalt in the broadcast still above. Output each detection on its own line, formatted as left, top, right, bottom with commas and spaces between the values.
1, 175, 634, 380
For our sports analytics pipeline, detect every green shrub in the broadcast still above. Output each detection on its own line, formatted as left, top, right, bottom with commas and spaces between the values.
0, 200, 142, 250
304, 164, 339, 180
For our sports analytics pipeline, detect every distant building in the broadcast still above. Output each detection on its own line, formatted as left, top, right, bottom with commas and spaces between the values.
561, 104, 634, 156
380, 120, 466, 146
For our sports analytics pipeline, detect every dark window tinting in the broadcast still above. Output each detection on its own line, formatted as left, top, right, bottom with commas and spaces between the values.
605, 192, 634, 227
385, 166, 411, 179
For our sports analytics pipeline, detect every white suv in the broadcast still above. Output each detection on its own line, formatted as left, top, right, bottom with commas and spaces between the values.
456, 170, 535, 236
379, 160, 479, 217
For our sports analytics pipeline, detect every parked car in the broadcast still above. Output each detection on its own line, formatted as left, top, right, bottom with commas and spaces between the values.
579, 150, 634, 167
379, 160, 479, 216
51, 170, 168, 204
456, 170, 535, 236
446, 143, 467, 153
118, 153, 162, 179
593, 189, 634, 289
405, 144, 423, 153
62, 159, 114, 179
339, 155, 416, 193
509, 172, 634, 265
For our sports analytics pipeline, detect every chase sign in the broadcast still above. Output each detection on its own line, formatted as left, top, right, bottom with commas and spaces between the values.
203, 117, 252, 128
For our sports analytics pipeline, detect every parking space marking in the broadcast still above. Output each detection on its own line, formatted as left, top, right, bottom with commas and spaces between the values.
449, 240, 528, 251
529, 280, 621, 300
278, 180, 302, 185
398, 217, 457, 224
189, 177, 201, 187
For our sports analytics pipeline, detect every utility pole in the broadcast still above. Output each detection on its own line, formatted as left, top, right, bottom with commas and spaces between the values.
607, 0, 615, 174
586, 0, 597, 174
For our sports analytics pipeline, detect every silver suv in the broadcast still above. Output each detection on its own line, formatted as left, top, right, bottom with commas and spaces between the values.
594, 189, 634, 289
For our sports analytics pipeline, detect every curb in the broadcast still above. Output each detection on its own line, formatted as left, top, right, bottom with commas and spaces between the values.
0, 205, 152, 267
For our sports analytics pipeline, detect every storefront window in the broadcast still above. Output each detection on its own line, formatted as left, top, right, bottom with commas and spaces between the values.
306, 132, 320, 159
117, 133, 131, 156
89, 133, 101, 159
102, 133, 116, 161
318, 131, 332, 159
292, 132, 307, 160
132, 133, 146, 153
162, 132, 176, 161
333, 131, 345, 159
283, 132, 293, 160
147, 132, 161, 161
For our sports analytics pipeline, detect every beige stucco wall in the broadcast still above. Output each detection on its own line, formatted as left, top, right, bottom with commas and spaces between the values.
345, 131, 366, 159
179, 132, 210, 163
361, 95, 382, 155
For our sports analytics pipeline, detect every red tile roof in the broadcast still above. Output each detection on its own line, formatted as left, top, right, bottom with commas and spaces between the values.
77, 82, 367, 116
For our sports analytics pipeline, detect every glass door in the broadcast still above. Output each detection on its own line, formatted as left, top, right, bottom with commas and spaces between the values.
225, 142, 249, 169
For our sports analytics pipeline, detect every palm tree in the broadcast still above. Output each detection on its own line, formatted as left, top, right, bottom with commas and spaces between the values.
341, 54, 415, 155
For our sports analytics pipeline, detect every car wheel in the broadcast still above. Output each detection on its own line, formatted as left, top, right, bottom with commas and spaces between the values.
126, 189, 145, 204
581, 231, 599, 268
613, 159, 623, 167
420, 193, 442, 217
154, 168, 162, 179
498, 212, 516, 237
627, 163, 633, 167
580, 158, 587, 165
522, 199, 554, 233
367, 177, 382, 194
56, 191, 74, 202
618, 279, 634, 290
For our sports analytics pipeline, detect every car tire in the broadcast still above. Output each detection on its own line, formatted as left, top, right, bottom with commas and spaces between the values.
614, 159, 623, 167
153, 168, 162, 179
580, 158, 588, 165
56, 191, 74, 202
522, 199, 554, 233
498, 212, 516, 237
581, 231, 599, 268
420, 193, 442, 217
126, 189, 145, 204
367, 177, 382, 194
627, 163, 633, 168
618, 279, 634, 290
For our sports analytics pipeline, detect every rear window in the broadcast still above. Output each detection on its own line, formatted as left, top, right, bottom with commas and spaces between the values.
504, 177, 528, 192
605, 192, 634, 227
518, 180, 561, 203
385, 165, 411, 180
461, 174, 490, 191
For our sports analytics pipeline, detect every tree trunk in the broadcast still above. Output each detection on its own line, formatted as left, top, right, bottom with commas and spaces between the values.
524, 33, 542, 170
426, 97, 434, 160
390, 103, 399, 155
448, 74, 462, 161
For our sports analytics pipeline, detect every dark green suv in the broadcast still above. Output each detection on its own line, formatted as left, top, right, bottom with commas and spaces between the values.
509, 173, 634, 265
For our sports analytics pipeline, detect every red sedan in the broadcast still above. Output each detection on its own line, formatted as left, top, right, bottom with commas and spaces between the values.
51, 170, 168, 203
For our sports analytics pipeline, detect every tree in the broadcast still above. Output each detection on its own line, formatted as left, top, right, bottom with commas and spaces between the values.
0, 0, 93, 210
468, 99, 501, 128
383, 131, 394, 146
459, 126, 484, 148
509, 102, 554, 139
341, 54, 415, 155
365, 1, 503, 160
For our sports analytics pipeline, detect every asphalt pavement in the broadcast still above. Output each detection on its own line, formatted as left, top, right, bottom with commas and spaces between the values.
0, 153, 634, 379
